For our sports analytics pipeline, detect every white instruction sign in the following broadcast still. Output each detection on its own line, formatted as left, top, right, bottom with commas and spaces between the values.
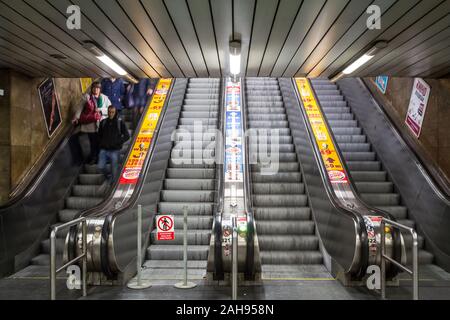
405, 78, 431, 138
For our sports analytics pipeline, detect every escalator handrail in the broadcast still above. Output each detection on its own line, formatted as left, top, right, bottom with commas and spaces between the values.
213, 77, 226, 278
360, 78, 450, 203
65, 79, 166, 270
0, 124, 77, 210
240, 79, 256, 279
99, 79, 176, 277
289, 78, 401, 276
307, 79, 402, 276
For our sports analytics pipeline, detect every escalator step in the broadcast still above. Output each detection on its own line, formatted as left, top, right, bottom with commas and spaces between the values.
164, 179, 215, 190
355, 182, 394, 193
65, 196, 103, 210
147, 245, 209, 261
253, 194, 308, 207
254, 207, 311, 221
260, 251, 323, 265
158, 202, 215, 215
78, 174, 105, 185
253, 182, 304, 194
258, 235, 319, 251
256, 220, 315, 235
161, 190, 216, 202
360, 193, 400, 206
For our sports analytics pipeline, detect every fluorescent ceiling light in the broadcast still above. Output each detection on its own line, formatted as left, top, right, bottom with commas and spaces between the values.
330, 41, 388, 82
229, 41, 241, 76
342, 54, 374, 74
97, 54, 127, 76
230, 53, 241, 76
83, 41, 137, 83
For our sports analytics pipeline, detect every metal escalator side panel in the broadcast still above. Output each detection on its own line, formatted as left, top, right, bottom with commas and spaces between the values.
206, 77, 225, 279
107, 79, 187, 277
279, 78, 364, 276
341, 78, 450, 271
241, 79, 261, 280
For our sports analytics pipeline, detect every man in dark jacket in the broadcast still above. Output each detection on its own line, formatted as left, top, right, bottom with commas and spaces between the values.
98, 106, 130, 184
101, 78, 125, 113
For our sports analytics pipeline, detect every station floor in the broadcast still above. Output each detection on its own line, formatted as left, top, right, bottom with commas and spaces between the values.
1, 274, 450, 300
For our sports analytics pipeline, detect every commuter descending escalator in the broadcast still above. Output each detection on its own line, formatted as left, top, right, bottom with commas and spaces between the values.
144, 78, 220, 280
12, 109, 135, 278
310, 78, 436, 270
245, 78, 324, 278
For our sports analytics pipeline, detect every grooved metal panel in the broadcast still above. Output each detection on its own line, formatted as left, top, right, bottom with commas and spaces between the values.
0, 0, 447, 79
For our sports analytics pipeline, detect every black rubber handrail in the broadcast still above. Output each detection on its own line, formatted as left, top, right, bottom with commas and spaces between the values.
240, 79, 256, 280
361, 78, 450, 201
295, 78, 401, 278
65, 80, 163, 269
0, 124, 77, 209
99, 79, 176, 278
213, 77, 226, 280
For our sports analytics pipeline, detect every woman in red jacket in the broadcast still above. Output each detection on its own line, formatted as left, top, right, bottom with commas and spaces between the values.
73, 82, 111, 164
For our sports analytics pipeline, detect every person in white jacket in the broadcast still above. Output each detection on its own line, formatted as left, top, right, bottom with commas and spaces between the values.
73, 81, 111, 164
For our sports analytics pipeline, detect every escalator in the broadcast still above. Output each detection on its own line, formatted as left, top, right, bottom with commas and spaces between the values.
245, 78, 324, 278
311, 78, 450, 281
143, 78, 220, 281
11, 109, 135, 278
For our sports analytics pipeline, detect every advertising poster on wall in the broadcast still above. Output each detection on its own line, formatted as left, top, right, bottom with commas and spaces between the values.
405, 78, 431, 138
38, 78, 62, 138
80, 78, 93, 94
375, 76, 389, 94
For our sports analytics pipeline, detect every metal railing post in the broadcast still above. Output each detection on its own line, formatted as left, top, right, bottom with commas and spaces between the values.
380, 218, 419, 300
232, 216, 238, 300
82, 220, 87, 297
50, 230, 57, 300
175, 206, 197, 289
412, 232, 419, 300
127, 205, 152, 289
49, 217, 89, 300
381, 220, 386, 300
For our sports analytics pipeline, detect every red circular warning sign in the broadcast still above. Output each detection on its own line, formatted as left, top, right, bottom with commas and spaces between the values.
158, 216, 174, 232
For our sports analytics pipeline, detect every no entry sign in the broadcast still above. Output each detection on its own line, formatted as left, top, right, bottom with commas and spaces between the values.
156, 215, 175, 241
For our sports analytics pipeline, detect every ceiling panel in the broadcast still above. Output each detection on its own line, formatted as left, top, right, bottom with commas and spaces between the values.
97, 0, 178, 77
284, 0, 350, 76
361, 14, 450, 76
320, 0, 445, 78
164, 0, 208, 77
210, 0, 233, 77
187, 0, 221, 77
246, 0, 279, 76
258, 0, 303, 77
140, 0, 196, 77
233, 0, 256, 78
0, 0, 446, 79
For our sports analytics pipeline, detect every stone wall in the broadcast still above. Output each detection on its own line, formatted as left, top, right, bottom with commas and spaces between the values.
365, 77, 450, 183
0, 69, 82, 204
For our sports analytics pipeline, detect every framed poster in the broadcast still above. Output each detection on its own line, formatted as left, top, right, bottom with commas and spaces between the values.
38, 78, 62, 138
375, 76, 389, 94
405, 78, 431, 138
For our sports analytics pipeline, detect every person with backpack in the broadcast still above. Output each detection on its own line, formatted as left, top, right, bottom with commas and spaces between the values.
97, 105, 130, 184
72, 81, 111, 164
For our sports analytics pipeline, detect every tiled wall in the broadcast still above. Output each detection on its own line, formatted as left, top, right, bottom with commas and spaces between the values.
365, 77, 450, 183
0, 69, 82, 204
0, 69, 11, 204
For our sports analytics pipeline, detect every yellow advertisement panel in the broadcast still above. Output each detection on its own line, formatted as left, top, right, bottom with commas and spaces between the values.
80, 78, 93, 94
119, 78, 172, 184
295, 78, 348, 184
